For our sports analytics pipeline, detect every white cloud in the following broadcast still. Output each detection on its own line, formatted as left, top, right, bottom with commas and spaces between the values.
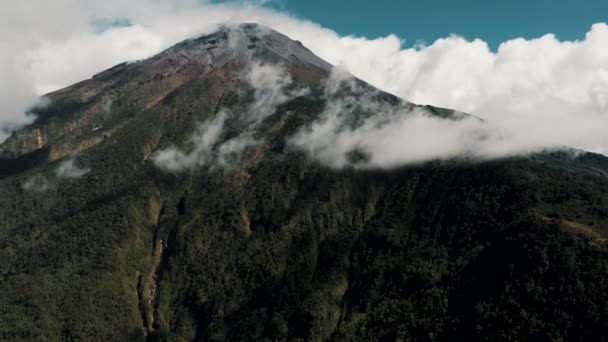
0, 42, 39, 142
22, 174, 50, 192
0, 1, 607, 166
152, 61, 306, 172
22, 157, 89, 192
289, 70, 488, 168
54, 158, 90, 179
152, 109, 228, 172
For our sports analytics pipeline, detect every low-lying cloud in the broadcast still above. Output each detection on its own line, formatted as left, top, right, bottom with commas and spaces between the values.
22, 174, 50, 192
55, 158, 91, 179
152, 61, 307, 172
290, 67, 605, 169
152, 110, 228, 172
289, 69, 478, 168
1, 1, 607, 166
22, 156, 90, 192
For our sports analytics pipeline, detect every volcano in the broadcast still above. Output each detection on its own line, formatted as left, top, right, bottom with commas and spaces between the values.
0, 23, 607, 341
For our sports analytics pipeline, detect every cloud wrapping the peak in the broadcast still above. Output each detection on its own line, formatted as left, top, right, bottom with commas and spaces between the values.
1, 1, 607, 163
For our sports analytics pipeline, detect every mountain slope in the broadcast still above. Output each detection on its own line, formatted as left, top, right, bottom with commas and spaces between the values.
1, 23, 608, 341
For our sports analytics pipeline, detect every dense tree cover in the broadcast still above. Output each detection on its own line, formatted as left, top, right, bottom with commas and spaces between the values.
1, 40, 608, 341
146, 155, 608, 342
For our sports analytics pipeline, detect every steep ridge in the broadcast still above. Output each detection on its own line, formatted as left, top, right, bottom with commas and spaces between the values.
0, 23, 607, 341
0, 24, 331, 162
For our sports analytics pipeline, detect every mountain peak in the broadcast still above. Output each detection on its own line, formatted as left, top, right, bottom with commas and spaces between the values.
0, 23, 336, 162
156, 22, 333, 74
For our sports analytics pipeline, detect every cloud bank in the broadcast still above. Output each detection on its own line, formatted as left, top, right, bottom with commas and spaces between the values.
1, 1, 607, 165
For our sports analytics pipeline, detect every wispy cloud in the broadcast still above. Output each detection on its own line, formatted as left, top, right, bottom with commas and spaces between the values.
289, 69, 483, 168
22, 174, 50, 192
22, 156, 90, 192
289, 67, 592, 169
152, 61, 308, 172
152, 110, 228, 172
54, 158, 90, 179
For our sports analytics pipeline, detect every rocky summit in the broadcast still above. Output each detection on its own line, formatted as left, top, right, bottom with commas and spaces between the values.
1, 23, 608, 341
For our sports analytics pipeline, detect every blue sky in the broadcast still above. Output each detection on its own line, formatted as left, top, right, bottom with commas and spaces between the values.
261, 0, 608, 49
